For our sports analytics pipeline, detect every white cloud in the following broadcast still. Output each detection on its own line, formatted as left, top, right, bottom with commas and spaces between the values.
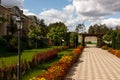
97, 0, 120, 12
38, 6, 83, 31
3, 0, 120, 31
91, 18, 120, 28
63, 4, 74, 15
38, 0, 120, 31
71, 0, 120, 29
1, 0, 37, 17
39, 9, 66, 24
73, 0, 120, 18
1, 0, 24, 8
22, 9, 36, 16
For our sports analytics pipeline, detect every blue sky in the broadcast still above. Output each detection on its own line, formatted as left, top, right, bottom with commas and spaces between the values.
24, 0, 71, 14
1, 0, 120, 31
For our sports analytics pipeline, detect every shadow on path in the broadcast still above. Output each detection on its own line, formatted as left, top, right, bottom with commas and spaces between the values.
65, 56, 84, 80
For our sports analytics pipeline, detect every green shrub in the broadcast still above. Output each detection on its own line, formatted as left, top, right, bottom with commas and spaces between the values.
0, 36, 8, 51
7, 36, 18, 52
85, 41, 92, 44
37, 38, 49, 48
116, 32, 120, 49
21, 37, 29, 50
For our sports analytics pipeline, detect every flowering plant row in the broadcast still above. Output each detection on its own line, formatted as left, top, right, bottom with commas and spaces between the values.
101, 45, 120, 58
108, 48, 120, 58
0, 46, 70, 80
30, 45, 84, 80
101, 45, 109, 50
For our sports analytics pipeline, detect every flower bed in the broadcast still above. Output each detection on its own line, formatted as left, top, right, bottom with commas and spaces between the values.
101, 45, 109, 50
0, 46, 70, 80
101, 45, 120, 58
30, 45, 84, 80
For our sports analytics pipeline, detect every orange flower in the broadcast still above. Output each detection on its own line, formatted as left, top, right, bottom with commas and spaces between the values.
115, 50, 120, 58
101, 45, 108, 50
31, 45, 84, 80
77, 45, 84, 50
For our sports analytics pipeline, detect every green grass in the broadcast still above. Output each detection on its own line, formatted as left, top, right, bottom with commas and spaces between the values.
0, 46, 62, 67
0, 46, 73, 80
21, 48, 74, 80
22, 58, 58, 80
57, 49, 73, 58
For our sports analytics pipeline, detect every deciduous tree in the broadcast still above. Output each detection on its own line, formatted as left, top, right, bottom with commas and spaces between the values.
75, 23, 85, 33
47, 22, 68, 46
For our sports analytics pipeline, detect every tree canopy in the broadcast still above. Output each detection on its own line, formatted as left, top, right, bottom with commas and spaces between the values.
38, 19, 48, 37
47, 22, 68, 45
75, 23, 85, 33
103, 28, 113, 44
88, 24, 109, 34
28, 24, 41, 39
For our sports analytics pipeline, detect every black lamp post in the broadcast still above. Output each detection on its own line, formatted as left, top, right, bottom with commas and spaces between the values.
16, 17, 23, 80
74, 36, 76, 48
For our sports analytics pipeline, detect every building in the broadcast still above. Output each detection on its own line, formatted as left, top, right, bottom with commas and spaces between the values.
0, 4, 10, 35
0, 3, 37, 36
28, 15, 39, 26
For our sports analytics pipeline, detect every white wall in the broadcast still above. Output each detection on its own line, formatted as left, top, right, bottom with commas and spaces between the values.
78, 35, 97, 43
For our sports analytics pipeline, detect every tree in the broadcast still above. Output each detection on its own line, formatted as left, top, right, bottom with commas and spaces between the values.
64, 32, 70, 46
69, 32, 78, 47
103, 28, 113, 45
100, 24, 109, 34
88, 26, 94, 34
75, 23, 85, 33
38, 19, 48, 37
112, 31, 117, 49
93, 24, 99, 34
28, 24, 41, 39
27, 24, 41, 48
88, 24, 109, 34
115, 26, 120, 49
116, 31, 120, 49
116, 25, 120, 30
47, 22, 68, 46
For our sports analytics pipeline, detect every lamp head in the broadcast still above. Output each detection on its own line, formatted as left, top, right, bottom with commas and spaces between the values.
16, 17, 23, 29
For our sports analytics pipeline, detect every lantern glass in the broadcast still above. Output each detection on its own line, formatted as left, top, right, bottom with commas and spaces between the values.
16, 17, 23, 29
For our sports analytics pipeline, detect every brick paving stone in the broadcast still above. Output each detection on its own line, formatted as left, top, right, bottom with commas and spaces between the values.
65, 45, 120, 80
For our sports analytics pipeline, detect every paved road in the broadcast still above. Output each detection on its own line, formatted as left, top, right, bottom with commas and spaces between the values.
65, 45, 120, 80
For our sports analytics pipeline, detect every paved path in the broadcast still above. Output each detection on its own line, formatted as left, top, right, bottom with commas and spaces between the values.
65, 45, 120, 80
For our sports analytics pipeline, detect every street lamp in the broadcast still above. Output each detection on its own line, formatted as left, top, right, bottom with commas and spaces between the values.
15, 17, 23, 80
61, 39, 64, 46
74, 36, 77, 48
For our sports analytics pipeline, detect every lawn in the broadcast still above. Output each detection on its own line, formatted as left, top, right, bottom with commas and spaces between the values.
21, 48, 74, 80
22, 58, 58, 80
0, 46, 62, 67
